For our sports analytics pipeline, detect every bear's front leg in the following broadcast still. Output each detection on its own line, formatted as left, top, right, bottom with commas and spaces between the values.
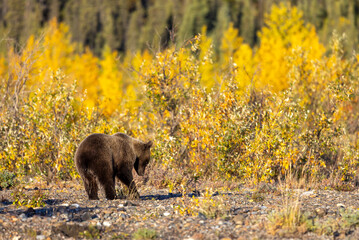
117, 170, 140, 200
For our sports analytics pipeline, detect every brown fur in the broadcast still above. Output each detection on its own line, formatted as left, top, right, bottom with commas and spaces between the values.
75, 133, 153, 200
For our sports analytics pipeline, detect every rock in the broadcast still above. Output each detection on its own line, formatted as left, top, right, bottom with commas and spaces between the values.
337, 203, 345, 209
233, 214, 245, 225
315, 207, 327, 217
103, 221, 111, 227
253, 206, 260, 211
80, 212, 92, 221
163, 211, 170, 217
120, 213, 129, 219
36, 235, 46, 240
52, 222, 87, 238
187, 233, 204, 240
60, 213, 68, 220
301, 190, 315, 197
70, 204, 80, 208
19, 213, 27, 220
124, 201, 138, 206
198, 212, 207, 220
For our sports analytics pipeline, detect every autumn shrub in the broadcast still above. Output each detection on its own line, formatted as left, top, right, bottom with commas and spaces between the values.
0, 170, 17, 190
0, 67, 119, 179
136, 4, 359, 185
0, 3, 358, 188
12, 187, 47, 208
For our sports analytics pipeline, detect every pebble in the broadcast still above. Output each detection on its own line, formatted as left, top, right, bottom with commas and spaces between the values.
198, 212, 207, 220
81, 212, 92, 221
70, 203, 80, 208
120, 213, 129, 219
163, 211, 171, 217
19, 213, 27, 220
337, 203, 345, 209
233, 214, 245, 225
301, 190, 315, 197
103, 221, 111, 227
253, 206, 260, 211
315, 207, 327, 217
36, 235, 45, 240
96, 221, 102, 228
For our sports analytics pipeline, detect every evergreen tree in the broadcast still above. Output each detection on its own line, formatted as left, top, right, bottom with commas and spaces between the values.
178, 0, 210, 44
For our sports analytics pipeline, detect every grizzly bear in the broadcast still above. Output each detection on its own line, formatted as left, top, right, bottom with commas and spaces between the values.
75, 133, 153, 200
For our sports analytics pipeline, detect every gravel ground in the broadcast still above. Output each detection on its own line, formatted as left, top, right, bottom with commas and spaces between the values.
1, 180, 359, 239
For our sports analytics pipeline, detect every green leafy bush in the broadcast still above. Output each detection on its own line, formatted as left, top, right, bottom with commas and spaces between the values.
0, 170, 17, 190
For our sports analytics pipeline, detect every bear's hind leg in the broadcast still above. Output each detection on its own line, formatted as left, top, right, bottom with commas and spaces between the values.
98, 175, 116, 200
82, 171, 99, 200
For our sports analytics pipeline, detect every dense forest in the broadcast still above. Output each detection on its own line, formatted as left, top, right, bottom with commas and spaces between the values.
1, 0, 359, 55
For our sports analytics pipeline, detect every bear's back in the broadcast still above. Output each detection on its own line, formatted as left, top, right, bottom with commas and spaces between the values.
75, 133, 114, 164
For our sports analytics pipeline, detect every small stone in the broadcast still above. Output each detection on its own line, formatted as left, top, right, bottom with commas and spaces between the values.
163, 211, 170, 217
315, 208, 327, 217
103, 221, 111, 227
189, 233, 204, 240
70, 204, 80, 208
301, 190, 315, 197
337, 203, 345, 209
198, 212, 207, 220
19, 213, 27, 220
120, 213, 129, 219
36, 235, 46, 240
124, 201, 138, 206
81, 212, 92, 221
253, 206, 260, 211
233, 214, 245, 225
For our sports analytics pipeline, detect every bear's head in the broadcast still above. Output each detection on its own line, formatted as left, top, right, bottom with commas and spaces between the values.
134, 141, 153, 176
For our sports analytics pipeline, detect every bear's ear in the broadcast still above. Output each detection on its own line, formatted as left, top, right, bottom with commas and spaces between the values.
145, 141, 153, 149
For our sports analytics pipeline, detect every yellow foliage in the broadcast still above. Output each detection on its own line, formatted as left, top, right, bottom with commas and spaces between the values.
71, 49, 100, 108
255, 3, 325, 92
197, 27, 216, 90
98, 46, 123, 115
0, 4, 358, 187
220, 22, 254, 91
